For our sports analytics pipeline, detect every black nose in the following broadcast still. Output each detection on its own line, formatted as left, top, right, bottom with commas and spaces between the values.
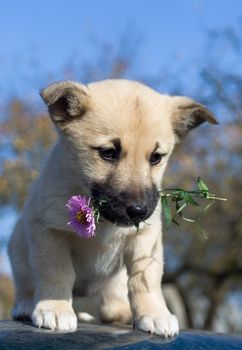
126, 204, 147, 220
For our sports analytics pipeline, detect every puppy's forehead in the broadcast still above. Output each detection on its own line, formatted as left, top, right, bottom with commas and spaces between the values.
86, 80, 175, 148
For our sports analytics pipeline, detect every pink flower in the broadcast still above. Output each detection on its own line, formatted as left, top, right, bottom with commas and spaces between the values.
66, 195, 96, 238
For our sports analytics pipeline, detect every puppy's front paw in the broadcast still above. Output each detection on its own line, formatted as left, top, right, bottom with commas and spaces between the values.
32, 300, 77, 332
135, 312, 179, 337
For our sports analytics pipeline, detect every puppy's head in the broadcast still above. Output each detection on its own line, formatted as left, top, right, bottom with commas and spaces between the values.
41, 80, 217, 227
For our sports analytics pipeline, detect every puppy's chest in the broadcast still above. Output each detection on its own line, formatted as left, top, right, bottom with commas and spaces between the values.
71, 236, 126, 281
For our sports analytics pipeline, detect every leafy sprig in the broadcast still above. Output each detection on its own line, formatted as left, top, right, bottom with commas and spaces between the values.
160, 178, 227, 238
71, 178, 227, 239
92, 199, 107, 224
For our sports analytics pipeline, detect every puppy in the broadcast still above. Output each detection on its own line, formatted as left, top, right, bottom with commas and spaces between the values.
8, 79, 217, 336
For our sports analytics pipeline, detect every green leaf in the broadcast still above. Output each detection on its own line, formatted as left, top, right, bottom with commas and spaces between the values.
161, 196, 172, 229
160, 189, 186, 202
197, 177, 209, 192
184, 193, 199, 206
93, 208, 101, 223
172, 202, 186, 225
195, 200, 215, 238
176, 202, 187, 215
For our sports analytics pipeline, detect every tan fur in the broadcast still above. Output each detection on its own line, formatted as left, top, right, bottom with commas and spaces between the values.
8, 79, 216, 335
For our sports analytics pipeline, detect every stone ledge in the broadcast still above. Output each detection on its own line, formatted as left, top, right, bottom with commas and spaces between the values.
0, 321, 242, 349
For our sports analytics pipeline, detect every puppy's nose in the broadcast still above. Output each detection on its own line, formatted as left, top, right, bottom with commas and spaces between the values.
126, 204, 147, 220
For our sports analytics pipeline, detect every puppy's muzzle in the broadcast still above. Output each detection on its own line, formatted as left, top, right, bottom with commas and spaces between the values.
92, 183, 158, 227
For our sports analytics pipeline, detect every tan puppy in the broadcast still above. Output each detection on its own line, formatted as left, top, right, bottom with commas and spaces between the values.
8, 80, 217, 336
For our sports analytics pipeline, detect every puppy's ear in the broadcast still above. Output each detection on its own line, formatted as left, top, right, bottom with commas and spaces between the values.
171, 96, 218, 139
40, 81, 89, 124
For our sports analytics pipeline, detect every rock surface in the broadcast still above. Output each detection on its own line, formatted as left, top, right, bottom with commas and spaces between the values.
0, 321, 242, 349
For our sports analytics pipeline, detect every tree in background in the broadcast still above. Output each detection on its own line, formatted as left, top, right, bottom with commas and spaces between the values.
0, 101, 56, 209
163, 24, 242, 332
0, 25, 242, 332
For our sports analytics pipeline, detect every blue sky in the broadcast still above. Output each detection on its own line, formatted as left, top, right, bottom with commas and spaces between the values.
1, 0, 242, 98
0, 206, 18, 275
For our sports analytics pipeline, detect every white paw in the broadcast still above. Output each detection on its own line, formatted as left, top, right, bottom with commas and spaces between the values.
32, 301, 77, 332
135, 312, 179, 337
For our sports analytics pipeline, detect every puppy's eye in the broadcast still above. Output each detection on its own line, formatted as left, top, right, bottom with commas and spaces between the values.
99, 148, 118, 161
150, 152, 165, 166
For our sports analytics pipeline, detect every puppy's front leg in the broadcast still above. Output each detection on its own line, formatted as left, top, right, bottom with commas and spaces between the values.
125, 225, 178, 337
30, 228, 77, 331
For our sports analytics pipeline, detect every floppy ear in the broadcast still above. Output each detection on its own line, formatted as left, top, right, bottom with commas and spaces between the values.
171, 96, 218, 139
40, 81, 89, 124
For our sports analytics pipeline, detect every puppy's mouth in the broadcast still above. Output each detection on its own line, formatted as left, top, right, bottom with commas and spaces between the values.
91, 183, 159, 227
